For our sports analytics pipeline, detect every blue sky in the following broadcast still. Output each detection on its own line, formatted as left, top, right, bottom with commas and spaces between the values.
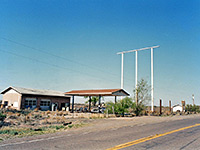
0, 0, 199, 106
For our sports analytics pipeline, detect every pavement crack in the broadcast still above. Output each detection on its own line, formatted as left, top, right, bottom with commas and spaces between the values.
179, 138, 197, 150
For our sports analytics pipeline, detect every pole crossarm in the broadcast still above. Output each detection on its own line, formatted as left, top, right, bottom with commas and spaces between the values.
117, 45, 160, 54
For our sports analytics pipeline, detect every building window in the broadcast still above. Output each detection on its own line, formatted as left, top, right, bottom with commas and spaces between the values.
40, 99, 51, 106
25, 98, 36, 108
4, 101, 8, 106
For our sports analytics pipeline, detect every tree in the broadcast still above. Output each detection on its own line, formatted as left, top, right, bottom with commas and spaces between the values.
106, 79, 150, 116
85, 96, 99, 106
134, 78, 151, 105
132, 79, 150, 115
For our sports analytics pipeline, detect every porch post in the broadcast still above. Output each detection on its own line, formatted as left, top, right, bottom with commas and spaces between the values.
98, 95, 101, 113
89, 96, 91, 112
115, 96, 117, 104
71, 95, 74, 113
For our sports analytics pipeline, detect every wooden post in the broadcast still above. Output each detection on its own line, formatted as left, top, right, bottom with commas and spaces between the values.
181, 100, 185, 113
160, 99, 162, 115
89, 96, 91, 112
98, 95, 101, 113
112, 106, 115, 115
71, 95, 74, 113
115, 96, 117, 104
169, 100, 171, 113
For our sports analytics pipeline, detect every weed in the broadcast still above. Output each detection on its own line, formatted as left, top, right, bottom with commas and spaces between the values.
68, 125, 73, 128
56, 125, 65, 130
0, 113, 6, 121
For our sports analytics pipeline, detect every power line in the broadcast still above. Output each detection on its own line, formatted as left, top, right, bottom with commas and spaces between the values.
0, 48, 134, 88
1, 37, 125, 79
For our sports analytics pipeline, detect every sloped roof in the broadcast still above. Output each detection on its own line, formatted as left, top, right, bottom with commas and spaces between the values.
1, 86, 69, 98
65, 89, 129, 96
173, 104, 182, 107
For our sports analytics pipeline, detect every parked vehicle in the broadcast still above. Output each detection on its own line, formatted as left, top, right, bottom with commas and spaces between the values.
91, 107, 105, 113
83, 107, 88, 112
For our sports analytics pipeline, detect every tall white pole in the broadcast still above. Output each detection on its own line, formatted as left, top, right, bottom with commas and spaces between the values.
151, 48, 154, 112
192, 94, 194, 106
135, 51, 138, 104
121, 53, 124, 89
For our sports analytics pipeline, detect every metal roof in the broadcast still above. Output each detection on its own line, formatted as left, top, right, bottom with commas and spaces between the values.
65, 89, 129, 96
1, 86, 70, 98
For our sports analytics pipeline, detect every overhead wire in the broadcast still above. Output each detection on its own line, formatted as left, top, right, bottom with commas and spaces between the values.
0, 48, 134, 88
1, 37, 134, 80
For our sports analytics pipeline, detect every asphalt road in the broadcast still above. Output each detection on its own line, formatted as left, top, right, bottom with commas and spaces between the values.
1, 115, 200, 150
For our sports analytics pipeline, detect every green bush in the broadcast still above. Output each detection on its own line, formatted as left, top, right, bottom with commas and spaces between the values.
132, 103, 145, 116
0, 113, 6, 121
0, 129, 19, 135
56, 125, 65, 130
48, 125, 65, 130
185, 104, 200, 113
68, 125, 73, 128
105, 97, 133, 116
105, 101, 115, 114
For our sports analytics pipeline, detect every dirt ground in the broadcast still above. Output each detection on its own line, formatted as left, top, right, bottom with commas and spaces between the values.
73, 114, 200, 133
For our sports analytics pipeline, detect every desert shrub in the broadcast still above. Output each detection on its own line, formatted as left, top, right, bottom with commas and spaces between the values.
8, 115, 17, 119
68, 125, 73, 128
185, 104, 200, 113
0, 129, 18, 135
20, 110, 32, 115
105, 102, 115, 114
0, 113, 6, 121
132, 102, 145, 116
34, 114, 42, 119
106, 97, 133, 116
56, 125, 65, 130
48, 125, 65, 130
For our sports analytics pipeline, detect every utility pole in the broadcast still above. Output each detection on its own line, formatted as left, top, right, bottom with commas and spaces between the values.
135, 50, 138, 105
121, 53, 124, 89
120, 53, 124, 100
151, 48, 154, 112
117, 45, 159, 110
192, 94, 194, 106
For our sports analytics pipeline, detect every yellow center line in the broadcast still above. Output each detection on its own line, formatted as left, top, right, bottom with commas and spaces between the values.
106, 123, 200, 150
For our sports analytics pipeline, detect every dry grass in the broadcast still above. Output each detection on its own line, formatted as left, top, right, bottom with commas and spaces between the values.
0, 109, 86, 141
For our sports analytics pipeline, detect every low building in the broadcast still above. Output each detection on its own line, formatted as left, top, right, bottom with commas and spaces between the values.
65, 88, 130, 113
172, 104, 183, 112
1, 86, 70, 111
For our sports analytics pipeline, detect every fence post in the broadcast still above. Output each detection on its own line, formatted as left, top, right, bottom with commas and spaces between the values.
181, 100, 185, 113
169, 100, 172, 113
112, 106, 115, 115
160, 99, 162, 115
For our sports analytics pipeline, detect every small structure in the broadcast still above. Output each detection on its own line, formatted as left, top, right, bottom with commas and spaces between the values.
1, 86, 70, 111
172, 104, 183, 112
65, 89, 129, 113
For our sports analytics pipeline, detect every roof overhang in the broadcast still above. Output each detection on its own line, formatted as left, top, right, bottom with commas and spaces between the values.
64, 89, 130, 97
1, 86, 19, 95
1, 86, 70, 98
